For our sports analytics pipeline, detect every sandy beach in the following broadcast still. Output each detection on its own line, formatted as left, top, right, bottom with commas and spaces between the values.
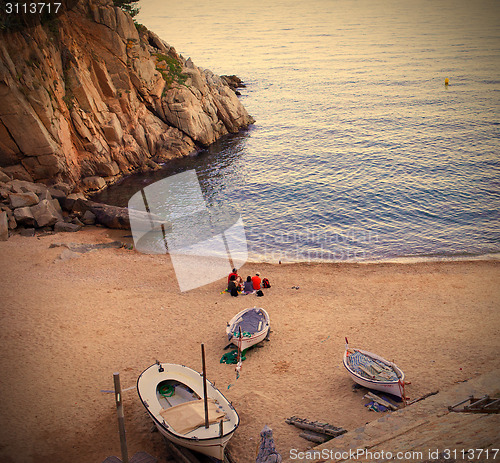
0, 227, 499, 463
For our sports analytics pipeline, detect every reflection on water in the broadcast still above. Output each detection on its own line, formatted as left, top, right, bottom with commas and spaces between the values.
92, 130, 252, 208
93, 0, 500, 263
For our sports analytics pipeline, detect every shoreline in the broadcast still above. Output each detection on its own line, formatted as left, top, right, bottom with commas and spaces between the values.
244, 252, 500, 266
0, 227, 499, 463
104, 225, 500, 267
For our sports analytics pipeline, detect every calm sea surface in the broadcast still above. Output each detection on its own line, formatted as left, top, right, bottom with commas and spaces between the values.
95, 0, 500, 262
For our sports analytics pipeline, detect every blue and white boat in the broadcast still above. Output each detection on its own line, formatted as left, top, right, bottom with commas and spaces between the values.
343, 340, 406, 399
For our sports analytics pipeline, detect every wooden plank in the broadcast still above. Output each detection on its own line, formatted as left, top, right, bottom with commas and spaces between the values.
449, 395, 500, 413
484, 398, 500, 409
162, 437, 202, 463
113, 373, 129, 463
299, 430, 332, 444
465, 395, 490, 410
364, 392, 398, 411
130, 452, 157, 463
285, 416, 347, 437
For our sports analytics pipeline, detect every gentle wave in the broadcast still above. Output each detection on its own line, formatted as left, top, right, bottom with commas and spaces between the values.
94, 0, 500, 263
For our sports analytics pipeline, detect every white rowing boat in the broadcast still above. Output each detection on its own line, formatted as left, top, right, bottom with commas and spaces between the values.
226, 307, 270, 350
137, 361, 239, 460
343, 341, 406, 398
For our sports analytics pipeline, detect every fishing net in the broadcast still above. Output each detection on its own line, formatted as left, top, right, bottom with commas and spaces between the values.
347, 350, 398, 381
220, 348, 248, 364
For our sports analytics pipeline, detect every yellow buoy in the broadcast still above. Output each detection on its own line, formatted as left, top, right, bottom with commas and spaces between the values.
445, 78, 449, 85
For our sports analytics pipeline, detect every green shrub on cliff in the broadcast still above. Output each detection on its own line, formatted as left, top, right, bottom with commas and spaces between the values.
154, 53, 187, 88
113, 0, 140, 18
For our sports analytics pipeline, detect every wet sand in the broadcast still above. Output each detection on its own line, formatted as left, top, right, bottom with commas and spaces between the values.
0, 227, 499, 462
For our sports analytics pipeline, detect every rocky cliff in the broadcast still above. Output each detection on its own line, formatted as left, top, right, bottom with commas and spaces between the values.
0, 0, 254, 193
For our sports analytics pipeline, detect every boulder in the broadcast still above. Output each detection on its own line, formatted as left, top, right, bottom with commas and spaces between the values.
81, 210, 96, 225
71, 217, 84, 227
0, 169, 11, 183
0, 211, 8, 240
48, 187, 66, 201
2, 164, 34, 182
63, 193, 86, 212
51, 198, 63, 215
54, 221, 82, 233
221, 75, 245, 89
96, 161, 120, 177
0, 186, 10, 200
83, 176, 106, 190
53, 183, 73, 195
19, 227, 35, 237
38, 189, 53, 201
30, 199, 63, 227
13, 207, 36, 227
9, 180, 48, 195
9, 192, 39, 208
7, 212, 16, 230
88, 201, 130, 229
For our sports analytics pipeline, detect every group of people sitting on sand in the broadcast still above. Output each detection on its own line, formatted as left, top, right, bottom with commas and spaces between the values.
227, 268, 265, 296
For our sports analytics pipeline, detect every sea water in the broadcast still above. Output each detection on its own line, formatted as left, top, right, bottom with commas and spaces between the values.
94, 0, 500, 263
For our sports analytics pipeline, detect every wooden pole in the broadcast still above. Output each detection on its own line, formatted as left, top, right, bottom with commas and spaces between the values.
237, 326, 242, 364
201, 343, 209, 428
113, 372, 129, 463
219, 417, 224, 437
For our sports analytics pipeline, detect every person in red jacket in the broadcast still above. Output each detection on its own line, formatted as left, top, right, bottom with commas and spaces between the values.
228, 268, 242, 285
252, 272, 261, 290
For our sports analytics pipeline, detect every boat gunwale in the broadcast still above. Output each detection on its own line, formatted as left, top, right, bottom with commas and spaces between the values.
226, 307, 270, 340
137, 363, 240, 443
342, 348, 405, 386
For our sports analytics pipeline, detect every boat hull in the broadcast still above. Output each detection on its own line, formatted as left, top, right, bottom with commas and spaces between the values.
343, 348, 405, 398
137, 363, 239, 461
152, 421, 235, 460
226, 307, 270, 350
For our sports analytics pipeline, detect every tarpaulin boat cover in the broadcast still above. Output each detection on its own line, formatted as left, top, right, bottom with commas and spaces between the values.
160, 399, 225, 434
229, 308, 266, 340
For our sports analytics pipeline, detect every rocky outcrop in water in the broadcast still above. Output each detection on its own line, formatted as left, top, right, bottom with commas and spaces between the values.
0, 0, 254, 196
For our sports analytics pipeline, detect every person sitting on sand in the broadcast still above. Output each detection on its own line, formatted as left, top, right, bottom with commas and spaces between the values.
228, 275, 239, 295
243, 276, 254, 294
228, 268, 242, 285
252, 272, 262, 290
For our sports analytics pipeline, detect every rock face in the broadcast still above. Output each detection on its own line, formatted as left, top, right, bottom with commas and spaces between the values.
0, 0, 254, 194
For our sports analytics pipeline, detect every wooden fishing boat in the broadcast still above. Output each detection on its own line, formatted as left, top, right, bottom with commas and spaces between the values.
226, 307, 270, 350
137, 361, 239, 460
343, 340, 406, 398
